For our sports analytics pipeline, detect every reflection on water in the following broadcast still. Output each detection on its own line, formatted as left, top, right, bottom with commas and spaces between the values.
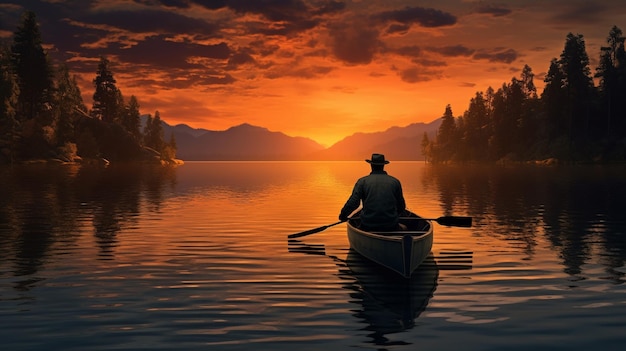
342, 250, 438, 346
0, 163, 176, 285
288, 241, 439, 347
0, 162, 625, 350
422, 165, 626, 280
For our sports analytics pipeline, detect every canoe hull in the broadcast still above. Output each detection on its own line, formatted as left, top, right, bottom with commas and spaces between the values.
347, 213, 433, 278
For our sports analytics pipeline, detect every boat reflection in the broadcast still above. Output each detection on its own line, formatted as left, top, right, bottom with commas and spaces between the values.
287, 240, 439, 346
341, 250, 438, 345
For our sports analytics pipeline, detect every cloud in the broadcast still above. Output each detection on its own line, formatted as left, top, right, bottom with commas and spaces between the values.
372, 6, 457, 28
428, 44, 475, 57
227, 52, 257, 68
398, 66, 439, 83
473, 48, 518, 63
264, 63, 334, 79
81, 9, 219, 36
116, 35, 230, 68
549, 1, 608, 25
393, 45, 422, 58
328, 19, 381, 64
392, 65, 442, 83
200, 0, 345, 36
412, 58, 447, 67
459, 82, 477, 88
474, 3, 512, 17
385, 23, 411, 35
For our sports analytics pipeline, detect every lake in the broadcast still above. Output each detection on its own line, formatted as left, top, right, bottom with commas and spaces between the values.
1, 161, 625, 350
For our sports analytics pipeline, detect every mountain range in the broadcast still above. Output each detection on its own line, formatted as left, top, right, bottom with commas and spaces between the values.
161, 118, 442, 161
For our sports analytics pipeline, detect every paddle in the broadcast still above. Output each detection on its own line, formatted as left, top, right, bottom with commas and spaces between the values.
288, 215, 471, 239
403, 216, 473, 228
287, 220, 346, 239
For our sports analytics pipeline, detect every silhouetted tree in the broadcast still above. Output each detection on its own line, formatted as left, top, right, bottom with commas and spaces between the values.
10, 11, 53, 121
92, 56, 122, 123
144, 110, 164, 152
595, 26, 626, 140
161, 132, 177, 161
434, 104, 457, 162
517, 65, 541, 158
461, 91, 490, 161
53, 64, 86, 146
122, 95, 141, 141
560, 33, 595, 152
541, 58, 569, 144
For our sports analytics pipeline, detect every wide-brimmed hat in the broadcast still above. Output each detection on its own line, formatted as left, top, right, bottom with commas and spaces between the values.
365, 153, 390, 165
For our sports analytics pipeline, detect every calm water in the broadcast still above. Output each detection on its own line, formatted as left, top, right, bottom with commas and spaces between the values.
1, 161, 625, 350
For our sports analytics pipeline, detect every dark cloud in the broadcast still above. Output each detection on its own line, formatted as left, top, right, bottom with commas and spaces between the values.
117, 35, 230, 68
385, 23, 411, 35
128, 70, 235, 90
372, 6, 457, 28
208, 0, 346, 37
313, 1, 346, 16
475, 3, 512, 17
394, 45, 422, 58
428, 44, 475, 57
412, 58, 447, 67
81, 9, 219, 36
226, 0, 311, 22
549, 2, 607, 25
245, 18, 320, 36
227, 52, 256, 68
459, 82, 477, 88
328, 21, 381, 64
202, 0, 344, 25
473, 48, 518, 63
137, 0, 194, 8
397, 66, 441, 83
189, 0, 229, 10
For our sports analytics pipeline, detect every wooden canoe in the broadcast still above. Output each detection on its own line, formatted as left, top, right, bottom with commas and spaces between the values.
347, 211, 433, 278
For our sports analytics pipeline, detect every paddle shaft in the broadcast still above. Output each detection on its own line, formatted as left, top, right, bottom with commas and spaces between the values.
287, 220, 346, 239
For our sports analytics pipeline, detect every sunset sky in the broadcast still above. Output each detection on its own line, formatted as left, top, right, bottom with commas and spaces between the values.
2, 1, 626, 146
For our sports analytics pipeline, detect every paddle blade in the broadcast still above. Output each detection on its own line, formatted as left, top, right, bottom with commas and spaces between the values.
287, 220, 345, 239
435, 216, 472, 227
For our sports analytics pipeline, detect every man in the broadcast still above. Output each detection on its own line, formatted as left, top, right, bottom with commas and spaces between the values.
339, 153, 407, 231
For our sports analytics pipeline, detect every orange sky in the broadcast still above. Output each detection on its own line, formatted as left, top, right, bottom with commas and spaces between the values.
2, 1, 626, 146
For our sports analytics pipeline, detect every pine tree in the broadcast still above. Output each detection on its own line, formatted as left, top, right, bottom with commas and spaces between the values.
595, 26, 626, 140
123, 95, 141, 141
462, 91, 490, 161
560, 33, 595, 149
436, 104, 457, 162
144, 111, 164, 152
53, 64, 86, 146
92, 56, 122, 123
10, 11, 53, 121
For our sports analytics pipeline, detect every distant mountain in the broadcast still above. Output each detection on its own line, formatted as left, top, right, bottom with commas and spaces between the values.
156, 118, 441, 161
162, 122, 325, 160
309, 119, 442, 161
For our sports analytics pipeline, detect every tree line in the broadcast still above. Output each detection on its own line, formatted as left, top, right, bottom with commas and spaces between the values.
0, 11, 176, 165
422, 27, 626, 164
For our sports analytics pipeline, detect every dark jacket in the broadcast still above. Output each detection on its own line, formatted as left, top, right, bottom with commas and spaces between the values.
339, 170, 406, 230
